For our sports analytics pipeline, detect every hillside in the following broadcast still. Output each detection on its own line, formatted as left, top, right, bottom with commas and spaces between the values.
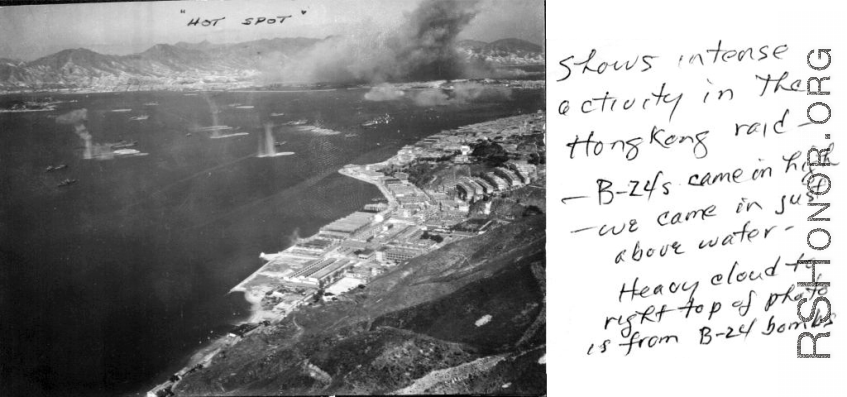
172, 214, 546, 395
458, 38, 545, 66
0, 38, 543, 92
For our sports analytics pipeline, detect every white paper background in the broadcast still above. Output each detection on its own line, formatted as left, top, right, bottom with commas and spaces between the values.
548, 0, 846, 395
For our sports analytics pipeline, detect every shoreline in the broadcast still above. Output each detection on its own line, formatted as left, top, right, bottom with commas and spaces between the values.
229, 161, 395, 314
150, 155, 401, 396
147, 109, 546, 397
0, 78, 543, 97
228, 111, 545, 323
144, 131, 401, 397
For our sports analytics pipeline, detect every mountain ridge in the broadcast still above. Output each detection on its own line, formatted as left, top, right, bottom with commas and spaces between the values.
0, 37, 544, 92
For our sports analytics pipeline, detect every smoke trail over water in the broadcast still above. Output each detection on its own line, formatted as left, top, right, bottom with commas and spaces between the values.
56, 108, 115, 160
258, 123, 276, 157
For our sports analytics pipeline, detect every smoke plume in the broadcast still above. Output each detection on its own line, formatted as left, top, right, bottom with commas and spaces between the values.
55, 108, 88, 126
286, 227, 302, 247
412, 88, 451, 106
56, 108, 112, 160
274, 0, 480, 84
411, 81, 512, 106
56, 109, 92, 140
364, 84, 406, 101
453, 82, 512, 102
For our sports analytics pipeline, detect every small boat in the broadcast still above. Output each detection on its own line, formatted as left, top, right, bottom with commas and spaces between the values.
270, 112, 285, 117
45, 164, 67, 173
57, 178, 77, 187
274, 141, 287, 147
129, 115, 149, 121
235, 105, 254, 109
186, 133, 192, 136
111, 109, 132, 113
143, 102, 159, 106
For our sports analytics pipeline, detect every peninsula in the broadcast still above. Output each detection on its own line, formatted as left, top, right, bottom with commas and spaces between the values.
147, 110, 546, 397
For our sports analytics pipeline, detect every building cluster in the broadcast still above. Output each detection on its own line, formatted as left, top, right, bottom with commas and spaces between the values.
232, 111, 545, 322
384, 112, 544, 209
454, 163, 537, 203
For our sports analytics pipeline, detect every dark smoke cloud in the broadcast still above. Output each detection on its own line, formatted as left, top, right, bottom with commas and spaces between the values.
273, 0, 480, 84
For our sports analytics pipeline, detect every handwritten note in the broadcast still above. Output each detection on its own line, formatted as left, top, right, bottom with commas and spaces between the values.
549, 1, 845, 395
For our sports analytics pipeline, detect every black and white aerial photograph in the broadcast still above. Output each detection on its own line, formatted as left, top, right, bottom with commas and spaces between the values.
0, 0, 546, 395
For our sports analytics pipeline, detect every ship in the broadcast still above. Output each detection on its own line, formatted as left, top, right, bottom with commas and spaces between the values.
361, 113, 392, 127
274, 141, 287, 147
57, 178, 77, 187
111, 140, 138, 149
143, 102, 159, 106
44, 164, 68, 173
270, 112, 286, 117
113, 149, 148, 157
190, 125, 233, 132
129, 115, 149, 121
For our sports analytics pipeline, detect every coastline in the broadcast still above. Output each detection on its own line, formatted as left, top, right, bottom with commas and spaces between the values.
151, 148, 402, 396
227, 111, 545, 323
0, 79, 544, 97
146, 108, 546, 397
229, 160, 395, 322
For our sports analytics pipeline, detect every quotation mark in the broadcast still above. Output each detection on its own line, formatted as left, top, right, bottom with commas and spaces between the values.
180, 9, 185, 14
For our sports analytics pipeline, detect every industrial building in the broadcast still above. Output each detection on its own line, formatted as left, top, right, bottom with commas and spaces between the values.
495, 167, 523, 187
456, 181, 476, 202
319, 212, 374, 239
363, 202, 389, 213
283, 257, 355, 287
378, 244, 428, 262
483, 172, 509, 190
294, 238, 335, 254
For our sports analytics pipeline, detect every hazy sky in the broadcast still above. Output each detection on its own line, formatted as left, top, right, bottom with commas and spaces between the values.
0, 0, 544, 61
